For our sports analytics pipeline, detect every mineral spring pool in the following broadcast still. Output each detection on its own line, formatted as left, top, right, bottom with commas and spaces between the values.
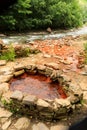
9, 73, 67, 100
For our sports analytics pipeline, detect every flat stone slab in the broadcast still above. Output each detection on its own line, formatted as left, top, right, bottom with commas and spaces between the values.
37, 122, 49, 130
14, 117, 30, 130
0, 66, 13, 75
2, 119, 11, 130
55, 98, 70, 107
14, 69, 25, 77
37, 99, 50, 108
0, 83, 9, 95
50, 125, 69, 130
79, 78, 87, 91
23, 95, 37, 104
0, 60, 7, 66
45, 63, 59, 70
0, 108, 12, 118
0, 75, 13, 83
11, 90, 23, 101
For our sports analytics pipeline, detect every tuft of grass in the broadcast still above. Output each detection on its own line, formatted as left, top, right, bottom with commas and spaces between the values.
0, 44, 16, 61
84, 42, 87, 64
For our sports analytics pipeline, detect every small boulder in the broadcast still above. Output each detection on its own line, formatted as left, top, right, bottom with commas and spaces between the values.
47, 27, 52, 33
14, 117, 30, 130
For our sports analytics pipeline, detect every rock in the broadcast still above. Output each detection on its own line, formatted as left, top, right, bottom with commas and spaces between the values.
39, 112, 53, 120
79, 78, 87, 91
0, 75, 13, 83
79, 65, 87, 75
14, 117, 30, 130
80, 71, 87, 75
50, 125, 69, 130
1, 90, 12, 102
7, 125, 18, 130
84, 65, 87, 72
61, 74, 71, 82
43, 54, 51, 58
23, 95, 37, 105
0, 34, 6, 37
55, 98, 70, 107
14, 69, 25, 77
45, 63, 59, 70
14, 45, 22, 53
70, 95, 81, 104
0, 66, 14, 75
32, 124, 39, 130
0, 60, 7, 66
0, 83, 9, 95
0, 118, 8, 124
37, 65, 46, 71
37, 122, 49, 130
68, 83, 81, 94
47, 27, 52, 33
2, 119, 11, 130
37, 99, 50, 108
0, 108, 12, 118
45, 68, 53, 76
83, 92, 87, 104
14, 64, 25, 71
0, 39, 4, 50
11, 90, 23, 101
28, 41, 35, 45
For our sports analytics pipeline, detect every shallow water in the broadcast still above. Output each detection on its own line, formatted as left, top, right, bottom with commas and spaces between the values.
1, 26, 87, 44
10, 73, 67, 99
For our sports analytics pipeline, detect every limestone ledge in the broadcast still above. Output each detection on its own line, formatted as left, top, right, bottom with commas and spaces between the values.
0, 63, 83, 121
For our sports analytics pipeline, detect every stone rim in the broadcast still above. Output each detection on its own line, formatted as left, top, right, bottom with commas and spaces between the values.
0, 63, 82, 121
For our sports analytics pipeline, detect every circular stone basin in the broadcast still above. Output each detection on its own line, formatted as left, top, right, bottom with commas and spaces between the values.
9, 73, 67, 100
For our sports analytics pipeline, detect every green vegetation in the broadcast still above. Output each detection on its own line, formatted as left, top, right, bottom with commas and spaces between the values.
1, 99, 19, 114
79, 0, 87, 23
0, 44, 40, 61
0, 0, 86, 31
15, 47, 30, 57
84, 43, 87, 64
0, 44, 15, 61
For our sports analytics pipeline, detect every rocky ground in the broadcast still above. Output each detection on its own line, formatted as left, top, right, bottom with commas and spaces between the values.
0, 35, 87, 130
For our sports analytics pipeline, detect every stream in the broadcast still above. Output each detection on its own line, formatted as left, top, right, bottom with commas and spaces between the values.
0, 26, 87, 44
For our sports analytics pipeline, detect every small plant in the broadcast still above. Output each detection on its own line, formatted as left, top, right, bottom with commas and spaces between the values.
84, 42, 87, 64
22, 48, 30, 57
0, 44, 16, 61
15, 47, 30, 57
1, 98, 19, 114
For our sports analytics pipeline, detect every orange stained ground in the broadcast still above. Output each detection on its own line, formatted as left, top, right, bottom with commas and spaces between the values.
34, 39, 80, 56
33, 39, 84, 72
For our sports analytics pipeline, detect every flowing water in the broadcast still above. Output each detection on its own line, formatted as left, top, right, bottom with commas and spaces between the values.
1, 26, 87, 44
